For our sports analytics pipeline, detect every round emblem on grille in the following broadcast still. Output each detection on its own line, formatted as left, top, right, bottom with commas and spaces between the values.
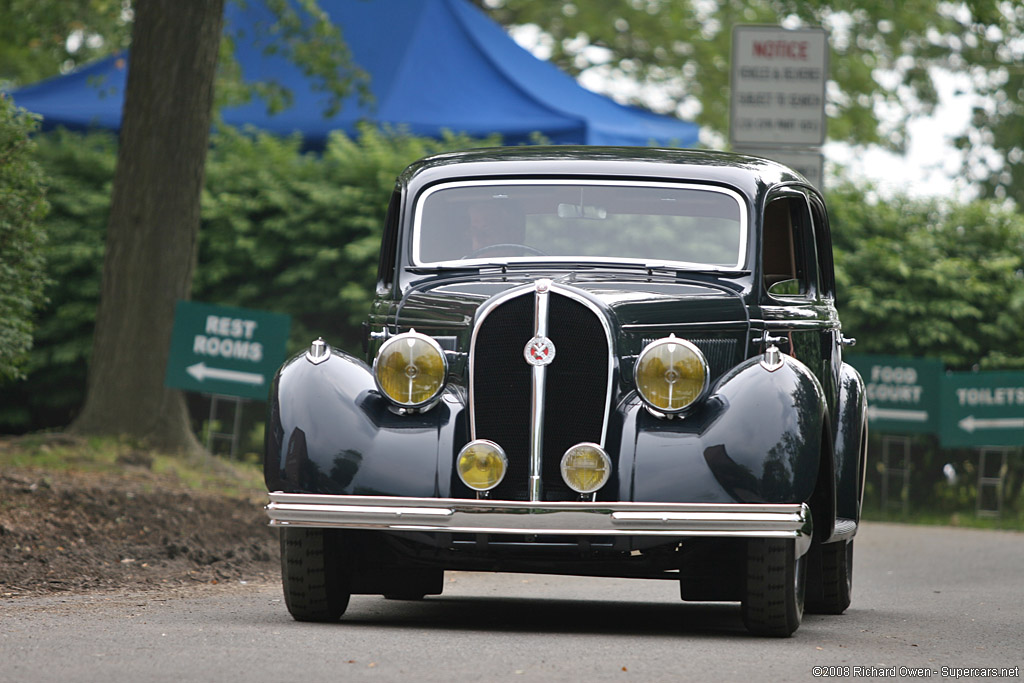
524, 335, 556, 366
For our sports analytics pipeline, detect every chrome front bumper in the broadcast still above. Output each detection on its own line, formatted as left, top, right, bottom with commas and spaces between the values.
266, 493, 813, 554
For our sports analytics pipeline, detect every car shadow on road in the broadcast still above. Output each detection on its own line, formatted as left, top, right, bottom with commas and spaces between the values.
330, 594, 751, 638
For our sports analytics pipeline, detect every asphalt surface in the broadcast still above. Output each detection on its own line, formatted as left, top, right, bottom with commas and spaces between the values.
2, 522, 1022, 682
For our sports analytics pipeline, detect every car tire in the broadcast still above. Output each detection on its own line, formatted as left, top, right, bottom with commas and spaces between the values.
280, 527, 351, 622
805, 540, 853, 615
741, 538, 806, 637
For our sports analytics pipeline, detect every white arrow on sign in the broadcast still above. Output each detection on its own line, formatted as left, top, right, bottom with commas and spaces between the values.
958, 415, 1024, 433
186, 362, 264, 386
867, 405, 929, 422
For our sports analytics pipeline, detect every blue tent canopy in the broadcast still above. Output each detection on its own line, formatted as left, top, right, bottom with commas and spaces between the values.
8, 0, 698, 148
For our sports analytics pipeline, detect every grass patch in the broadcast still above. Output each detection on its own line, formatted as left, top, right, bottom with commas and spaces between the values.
862, 506, 1024, 531
0, 432, 266, 500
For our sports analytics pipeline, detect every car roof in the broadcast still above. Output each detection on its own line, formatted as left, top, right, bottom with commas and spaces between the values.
398, 146, 809, 202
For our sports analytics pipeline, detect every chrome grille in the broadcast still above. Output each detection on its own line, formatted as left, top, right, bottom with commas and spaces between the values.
469, 286, 612, 502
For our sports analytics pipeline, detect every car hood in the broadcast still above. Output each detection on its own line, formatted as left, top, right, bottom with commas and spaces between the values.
397, 272, 750, 330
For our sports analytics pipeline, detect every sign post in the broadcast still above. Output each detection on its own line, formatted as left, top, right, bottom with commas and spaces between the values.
165, 300, 291, 401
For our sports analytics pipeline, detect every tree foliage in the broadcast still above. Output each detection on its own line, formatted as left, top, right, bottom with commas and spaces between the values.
197, 125, 500, 351
0, 129, 111, 428
5, 2, 1022, 203
479, 0, 1024, 203
0, 0, 368, 122
0, 126, 497, 432
953, 2, 1024, 205
0, 0, 132, 88
829, 181, 1024, 369
0, 96, 49, 383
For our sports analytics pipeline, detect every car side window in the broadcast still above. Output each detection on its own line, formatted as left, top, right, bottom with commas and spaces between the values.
376, 187, 401, 293
762, 194, 816, 299
808, 195, 835, 300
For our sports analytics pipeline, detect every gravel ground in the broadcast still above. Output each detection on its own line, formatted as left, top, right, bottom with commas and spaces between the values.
0, 462, 279, 597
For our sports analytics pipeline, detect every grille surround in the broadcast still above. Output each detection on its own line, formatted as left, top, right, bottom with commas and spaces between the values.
469, 283, 614, 502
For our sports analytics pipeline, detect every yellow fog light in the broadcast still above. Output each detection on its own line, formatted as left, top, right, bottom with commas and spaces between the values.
374, 331, 448, 408
560, 443, 611, 494
634, 335, 708, 414
457, 440, 507, 491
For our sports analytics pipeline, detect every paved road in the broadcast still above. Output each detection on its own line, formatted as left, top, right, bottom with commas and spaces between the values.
2, 523, 1022, 682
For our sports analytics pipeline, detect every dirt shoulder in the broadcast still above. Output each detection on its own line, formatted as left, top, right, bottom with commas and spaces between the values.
0, 446, 279, 598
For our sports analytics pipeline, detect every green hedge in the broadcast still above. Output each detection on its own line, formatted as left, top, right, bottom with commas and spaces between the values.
0, 125, 498, 432
0, 96, 49, 385
6, 131, 1024, 438
829, 183, 1024, 370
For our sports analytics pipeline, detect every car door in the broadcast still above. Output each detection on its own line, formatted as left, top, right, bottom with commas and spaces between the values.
759, 188, 840, 414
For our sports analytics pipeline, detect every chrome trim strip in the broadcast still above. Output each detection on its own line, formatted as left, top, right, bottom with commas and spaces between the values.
762, 319, 837, 331
411, 179, 749, 270
528, 279, 551, 501
622, 321, 750, 331
267, 494, 812, 554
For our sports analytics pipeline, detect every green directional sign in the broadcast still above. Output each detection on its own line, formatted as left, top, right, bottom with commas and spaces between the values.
939, 371, 1024, 448
846, 354, 943, 434
165, 300, 291, 400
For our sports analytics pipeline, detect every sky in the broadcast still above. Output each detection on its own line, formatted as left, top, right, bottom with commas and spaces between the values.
824, 70, 978, 200
508, 24, 979, 202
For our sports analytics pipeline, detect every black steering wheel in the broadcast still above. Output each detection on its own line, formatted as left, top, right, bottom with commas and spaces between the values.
463, 243, 547, 259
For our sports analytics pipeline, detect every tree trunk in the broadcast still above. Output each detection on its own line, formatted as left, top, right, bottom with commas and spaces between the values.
70, 0, 225, 453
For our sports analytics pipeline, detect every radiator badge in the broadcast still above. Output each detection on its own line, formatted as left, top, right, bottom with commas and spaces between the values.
524, 335, 556, 366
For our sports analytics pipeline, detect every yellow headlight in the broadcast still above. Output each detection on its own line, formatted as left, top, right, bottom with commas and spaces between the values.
457, 440, 507, 491
634, 336, 708, 414
560, 443, 611, 494
374, 331, 447, 408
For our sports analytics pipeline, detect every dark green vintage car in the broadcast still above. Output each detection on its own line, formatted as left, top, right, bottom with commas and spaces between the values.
264, 146, 867, 636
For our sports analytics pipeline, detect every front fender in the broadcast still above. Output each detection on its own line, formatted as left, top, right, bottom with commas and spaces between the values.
264, 349, 465, 496
620, 355, 825, 505
834, 361, 867, 522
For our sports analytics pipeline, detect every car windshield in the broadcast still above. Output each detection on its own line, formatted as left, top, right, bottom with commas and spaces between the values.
412, 180, 746, 269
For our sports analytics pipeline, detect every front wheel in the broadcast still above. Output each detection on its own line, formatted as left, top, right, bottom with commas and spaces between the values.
279, 527, 351, 622
806, 540, 853, 614
741, 538, 806, 637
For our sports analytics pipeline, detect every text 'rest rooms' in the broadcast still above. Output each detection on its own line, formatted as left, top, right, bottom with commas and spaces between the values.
192, 315, 263, 362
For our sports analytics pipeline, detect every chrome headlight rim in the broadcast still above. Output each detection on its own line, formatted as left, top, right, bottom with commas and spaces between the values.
634, 335, 709, 415
456, 439, 508, 492
372, 330, 449, 410
560, 442, 612, 494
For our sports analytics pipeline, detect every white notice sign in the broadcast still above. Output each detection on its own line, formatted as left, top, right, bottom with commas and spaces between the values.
730, 25, 828, 147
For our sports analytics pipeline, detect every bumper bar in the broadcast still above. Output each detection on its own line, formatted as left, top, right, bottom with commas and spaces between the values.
267, 493, 812, 553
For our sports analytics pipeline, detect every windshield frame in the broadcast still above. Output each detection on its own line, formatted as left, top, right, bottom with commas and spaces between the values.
409, 179, 749, 272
